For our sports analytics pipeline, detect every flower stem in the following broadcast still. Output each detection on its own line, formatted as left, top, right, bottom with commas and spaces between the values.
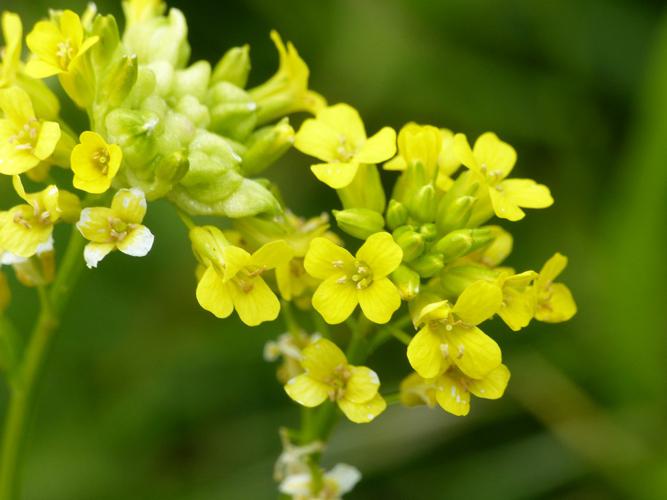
0, 230, 86, 500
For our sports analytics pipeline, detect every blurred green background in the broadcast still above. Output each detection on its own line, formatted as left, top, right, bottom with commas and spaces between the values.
2, 0, 667, 498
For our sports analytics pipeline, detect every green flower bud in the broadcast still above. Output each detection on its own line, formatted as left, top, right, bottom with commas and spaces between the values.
172, 61, 211, 101
123, 8, 190, 68
393, 225, 424, 262
337, 164, 386, 213
439, 264, 498, 298
391, 264, 421, 301
391, 160, 428, 204
105, 108, 163, 168
333, 208, 385, 240
419, 223, 438, 241
91, 15, 121, 70
410, 252, 444, 278
174, 95, 210, 128
386, 199, 408, 230
212, 45, 251, 88
100, 53, 139, 108
189, 225, 229, 267
409, 184, 437, 223
435, 228, 494, 262
206, 82, 257, 141
241, 118, 295, 176
436, 195, 476, 234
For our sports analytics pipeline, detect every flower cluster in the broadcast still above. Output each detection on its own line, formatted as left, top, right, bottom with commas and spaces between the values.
0, 1, 576, 498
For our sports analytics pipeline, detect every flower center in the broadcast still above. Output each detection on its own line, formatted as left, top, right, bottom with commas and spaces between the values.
479, 163, 504, 185
109, 217, 129, 241
233, 266, 267, 294
92, 148, 110, 175
335, 134, 356, 162
8, 119, 39, 152
56, 39, 75, 68
326, 364, 351, 401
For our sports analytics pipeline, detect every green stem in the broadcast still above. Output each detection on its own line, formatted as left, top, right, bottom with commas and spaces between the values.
0, 230, 86, 500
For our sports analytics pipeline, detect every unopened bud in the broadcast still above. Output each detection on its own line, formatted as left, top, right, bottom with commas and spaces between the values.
409, 184, 436, 223
172, 61, 211, 101
91, 15, 121, 68
440, 265, 498, 298
57, 191, 81, 223
333, 208, 385, 240
241, 118, 294, 176
206, 81, 257, 141
435, 228, 493, 262
386, 199, 408, 230
337, 164, 386, 213
393, 226, 424, 262
419, 223, 437, 241
212, 45, 251, 88
410, 252, 444, 278
391, 264, 421, 300
103, 53, 139, 107
436, 195, 475, 234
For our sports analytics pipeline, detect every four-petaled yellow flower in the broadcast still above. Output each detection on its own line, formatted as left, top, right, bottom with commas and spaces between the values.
0, 86, 61, 175
294, 103, 397, 189
284, 338, 386, 423
76, 188, 154, 268
407, 281, 503, 379
0, 175, 79, 258
453, 132, 553, 221
71, 131, 122, 193
304, 232, 402, 324
25, 10, 98, 78
192, 225, 293, 326
0, 12, 22, 87
400, 364, 510, 416
534, 252, 576, 323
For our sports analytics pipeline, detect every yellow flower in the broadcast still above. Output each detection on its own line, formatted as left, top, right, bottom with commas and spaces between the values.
0, 175, 78, 258
407, 281, 503, 379
304, 232, 402, 324
249, 31, 325, 124
400, 364, 510, 416
496, 270, 537, 332
0, 12, 22, 86
0, 86, 61, 175
25, 10, 98, 78
71, 131, 122, 193
294, 103, 396, 189
191, 225, 293, 326
279, 463, 361, 499
453, 132, 553, 221
534, 253, 576, 323
76, 188, 154, 268
284, 338, 386, 423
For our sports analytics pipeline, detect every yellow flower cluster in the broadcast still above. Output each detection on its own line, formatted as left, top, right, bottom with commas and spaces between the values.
0, 1, 577, 497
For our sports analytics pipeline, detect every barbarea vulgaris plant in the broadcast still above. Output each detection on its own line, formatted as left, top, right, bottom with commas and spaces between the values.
0, 1, 576, 498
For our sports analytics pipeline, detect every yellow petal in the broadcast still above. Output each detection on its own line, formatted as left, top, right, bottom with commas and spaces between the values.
59, 10, 83, 48
444, 326, 502, 379
338, 393, 386, 423
117, 225, 154, 257
294, 118, 340, 162
301, 338, 347, 381
472, 132, 516, 179
311, 276, 358, 324
344, 366, 380, 403
76, 207, 114, 242
435, 373, 470, 416
83, 242, 115, 269
498, 179, 553, 208
25, 20, 62, 67
25, 58, 60, 78
284, 373, 329, 407
355, 127, 396, 164
468, 364, 510, 400
499, 286, 535, 331
251, 239, 293, 270
0, 86, 34, 124
196, 266, 234, 319
399, 372, 437, 408
452, 133, 479, 172
383, 155, 407, 171
317, 103, 366, 144
111, 188, 147, 223
230, 276, 280, 326
536, 283, 576, 323
538, 252, 567, 286
453, 280, 502, 325
357, 277, 401, 324
33, 121, 61, 160
356, 232, 402, 278
407, 326, 444, 379
311, 162, 359, 189
304, 237, 354, 280
488, 186, 526, 221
